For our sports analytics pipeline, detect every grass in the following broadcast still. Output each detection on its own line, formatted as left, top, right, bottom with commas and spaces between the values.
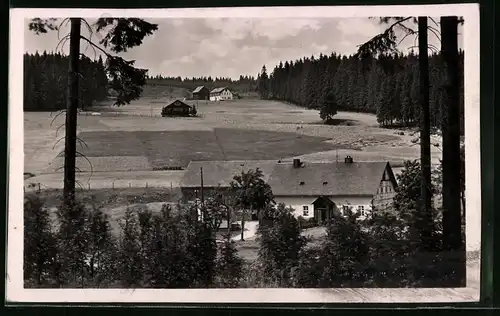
77, 128, 346, 169
28, 187, 182, 209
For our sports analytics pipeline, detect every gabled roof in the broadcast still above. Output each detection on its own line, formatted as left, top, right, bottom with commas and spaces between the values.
267, 162, 389, 196
210, 87, 229, 94
164, 99, 191, 108
180, 160, 394, 197
180, 160, 277, 188
193, 86, 207, 93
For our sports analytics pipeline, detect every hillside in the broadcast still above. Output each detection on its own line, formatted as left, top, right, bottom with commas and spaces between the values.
141, 84, 192, 100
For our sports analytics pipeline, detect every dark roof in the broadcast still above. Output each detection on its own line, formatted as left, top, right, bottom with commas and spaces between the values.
164, 99, 191, 108
193, 86, 207, 93
210, 87, 229, 94
267, 162, 389, 196
180, 160, 277, 188
180, 160, 393, 197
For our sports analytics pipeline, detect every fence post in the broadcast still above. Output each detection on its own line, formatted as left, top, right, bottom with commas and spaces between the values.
129, 182, 131, 188
146, 182, 148, 188
38, 183, 41, 193
112, 181, 115, 190
88, 183, 91, 190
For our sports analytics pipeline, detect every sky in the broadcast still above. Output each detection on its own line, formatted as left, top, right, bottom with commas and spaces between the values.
24, 17, 464, 80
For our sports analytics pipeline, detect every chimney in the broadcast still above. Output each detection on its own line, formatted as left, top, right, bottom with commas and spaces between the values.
293, 158, 301, 168
344, 155, 353, 164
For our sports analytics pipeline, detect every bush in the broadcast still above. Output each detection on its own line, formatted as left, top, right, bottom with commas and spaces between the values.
215, 236, 243, 287
297, 216, 318, 229
24, 195, 58, 286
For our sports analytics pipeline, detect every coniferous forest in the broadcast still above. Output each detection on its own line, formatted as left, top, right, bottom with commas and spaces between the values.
24, 52, 109, 111
264, 51, 465, 133
24, 51, 464, 134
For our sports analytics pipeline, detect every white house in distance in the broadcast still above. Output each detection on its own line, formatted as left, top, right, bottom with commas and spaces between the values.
179, 157, 398, 223
210, 87, 233, 101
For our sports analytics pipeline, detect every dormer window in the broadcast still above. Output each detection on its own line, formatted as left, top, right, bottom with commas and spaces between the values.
299, 181, 305, 185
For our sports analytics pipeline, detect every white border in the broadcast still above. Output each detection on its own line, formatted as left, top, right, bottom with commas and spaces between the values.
8, 4, 481, 304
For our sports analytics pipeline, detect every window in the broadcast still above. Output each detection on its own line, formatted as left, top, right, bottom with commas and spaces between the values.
303, 209, 309, 216
343, 205, 350, 212
303, 206, 309, 211
299, 181, 305, 185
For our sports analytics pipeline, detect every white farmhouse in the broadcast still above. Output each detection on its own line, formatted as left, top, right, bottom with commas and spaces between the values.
209, 87, 233, 101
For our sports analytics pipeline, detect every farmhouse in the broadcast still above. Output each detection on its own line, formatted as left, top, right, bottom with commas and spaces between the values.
161, 99, 196, 117
192, 86, 210, 100
179, 157, 398, 223
210, 87, 233, 101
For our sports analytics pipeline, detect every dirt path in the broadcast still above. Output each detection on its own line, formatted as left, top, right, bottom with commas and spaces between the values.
232, 221, 259, 241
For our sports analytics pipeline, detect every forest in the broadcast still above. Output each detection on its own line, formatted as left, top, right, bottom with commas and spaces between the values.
24, 50, 465, 134
145, 74, 258, 95
260, 51, 465, 132
24, 52, 109, 111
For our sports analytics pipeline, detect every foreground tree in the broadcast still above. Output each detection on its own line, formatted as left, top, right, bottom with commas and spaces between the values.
356, 16, 440, 252
258, 204, 306, 286
215, 235, 244, 288
417, 17, 434, 253
440, 16, 465, 285
229, 168, 275, 241
28, 18, 158, 208
24, 195, 58, 286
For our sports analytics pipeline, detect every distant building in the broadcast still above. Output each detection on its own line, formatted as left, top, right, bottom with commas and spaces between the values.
161, 99, 196, 117
192, 86, 210, 100
179, 157, 398, 223
210, 87, 233, 101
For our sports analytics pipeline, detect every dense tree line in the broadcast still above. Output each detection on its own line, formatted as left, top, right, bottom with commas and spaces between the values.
24, 51, 109, 111
146, 75, 257, 94
264, 51, 464, 133
25, 161, 464, 288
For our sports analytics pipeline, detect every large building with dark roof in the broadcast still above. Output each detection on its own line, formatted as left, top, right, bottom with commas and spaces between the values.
179, 157, 398, 223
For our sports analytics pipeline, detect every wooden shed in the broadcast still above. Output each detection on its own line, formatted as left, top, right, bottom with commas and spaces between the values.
161, 100, 197, 117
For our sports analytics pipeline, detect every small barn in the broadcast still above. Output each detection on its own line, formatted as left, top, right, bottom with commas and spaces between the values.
192, 86, 210, 100
161, 100, 197, 117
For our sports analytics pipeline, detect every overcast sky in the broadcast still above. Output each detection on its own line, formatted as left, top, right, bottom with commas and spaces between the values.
24, 17, 464, 79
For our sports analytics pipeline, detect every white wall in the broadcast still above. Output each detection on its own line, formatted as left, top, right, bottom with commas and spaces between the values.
275, 196, 316, 218
275, 195, 373, 220
220, 89, 233, 100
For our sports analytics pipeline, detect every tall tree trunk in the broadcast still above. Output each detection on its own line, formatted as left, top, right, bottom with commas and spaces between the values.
418, 17, 433, 251
240, 210, 246, 241
440, 16, 465, 285
63, 18, 81, 207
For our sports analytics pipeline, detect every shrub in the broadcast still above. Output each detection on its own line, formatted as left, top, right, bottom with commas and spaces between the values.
24, 195, 58, 286
258, 204, 306, 287
215, 235, 243, 288
297, 216, 318, 229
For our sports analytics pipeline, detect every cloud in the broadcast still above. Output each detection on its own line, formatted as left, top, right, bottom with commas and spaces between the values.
24, 17, 464, 79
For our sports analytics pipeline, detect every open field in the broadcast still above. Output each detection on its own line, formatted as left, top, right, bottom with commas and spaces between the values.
24, 98, 443, 190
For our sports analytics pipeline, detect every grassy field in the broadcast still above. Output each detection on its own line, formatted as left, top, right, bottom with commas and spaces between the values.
24, 98, 439, 182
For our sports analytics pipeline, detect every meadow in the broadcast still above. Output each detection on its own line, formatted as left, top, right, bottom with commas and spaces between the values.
24, 98, 441, 188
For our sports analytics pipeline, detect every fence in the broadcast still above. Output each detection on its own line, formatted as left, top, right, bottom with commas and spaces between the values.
24, 179, 180, 194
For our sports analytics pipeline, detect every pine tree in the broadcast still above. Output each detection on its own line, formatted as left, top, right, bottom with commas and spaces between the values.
319, 91, 338, 123
258, 65, 269, 99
